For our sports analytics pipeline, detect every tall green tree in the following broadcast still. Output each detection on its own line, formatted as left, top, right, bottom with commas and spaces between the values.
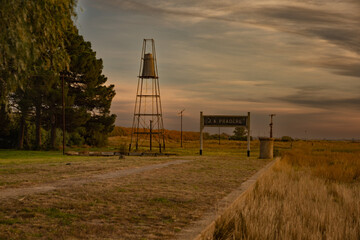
230, 126, 248, 140
1, 0, 77, 148
0, 0, 76, 101
65, 31, 116, 147
1, 1, 116, 149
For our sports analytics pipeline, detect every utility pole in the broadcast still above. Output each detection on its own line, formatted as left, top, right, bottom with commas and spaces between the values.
178, 109, 185, 147
150, 120, 153, 151
269, 114, 276, 138
62, 73, 65, 155
218, 127, 221, 145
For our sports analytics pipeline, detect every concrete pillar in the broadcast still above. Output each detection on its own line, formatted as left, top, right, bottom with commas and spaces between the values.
259, 137, 274, 159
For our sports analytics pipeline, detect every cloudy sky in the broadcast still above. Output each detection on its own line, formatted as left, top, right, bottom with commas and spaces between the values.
75, 0, 360, 139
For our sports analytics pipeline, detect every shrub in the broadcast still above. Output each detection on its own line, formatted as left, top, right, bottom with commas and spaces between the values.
281, 136, 293, 142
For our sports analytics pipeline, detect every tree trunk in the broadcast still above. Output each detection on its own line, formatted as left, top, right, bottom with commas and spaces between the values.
50, 114, 56, 149
0, 103, 9, 136
19, 116, 25, 149
35, 105, 41, 149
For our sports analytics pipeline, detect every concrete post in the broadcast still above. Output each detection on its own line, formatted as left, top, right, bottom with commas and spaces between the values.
259, 137, 274, 159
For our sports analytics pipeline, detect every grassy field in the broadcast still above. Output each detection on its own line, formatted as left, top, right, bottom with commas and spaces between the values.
0, 139, 272, 239
2, 139, 357, 239
108, 136, 265, 156
61, 135, 262, 156
208, 141, 360, 239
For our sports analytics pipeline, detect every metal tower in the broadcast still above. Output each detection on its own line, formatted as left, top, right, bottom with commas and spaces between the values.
129, 39, 165, 152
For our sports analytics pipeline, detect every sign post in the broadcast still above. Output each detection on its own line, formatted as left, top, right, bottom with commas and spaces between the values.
200, 112, 251, 156
247, 112, 250, 157
200, 112, 204, 155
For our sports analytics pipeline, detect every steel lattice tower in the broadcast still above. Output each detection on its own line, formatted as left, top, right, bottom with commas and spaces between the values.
129, 39, 165, 152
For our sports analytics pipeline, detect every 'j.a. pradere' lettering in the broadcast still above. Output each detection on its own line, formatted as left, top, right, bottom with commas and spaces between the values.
203, 116, 247, 126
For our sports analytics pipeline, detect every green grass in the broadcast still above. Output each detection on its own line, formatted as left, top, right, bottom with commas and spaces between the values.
0, 149, 61, 159
0, 149, 98, 165
149, 197, 171, 204
0, 218, 22, 225
39, 208, 77, 225
120, 138, 262, 157
0, 138, 264, 166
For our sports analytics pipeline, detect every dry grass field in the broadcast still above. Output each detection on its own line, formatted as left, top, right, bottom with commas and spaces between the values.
2, 139, 358, 239
0, 139, 271, 239
209, 141, 360, 239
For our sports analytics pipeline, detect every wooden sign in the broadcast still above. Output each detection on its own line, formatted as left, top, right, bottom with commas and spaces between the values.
200, 112, 251, 156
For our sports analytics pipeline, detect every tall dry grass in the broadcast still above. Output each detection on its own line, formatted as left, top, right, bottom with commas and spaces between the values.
284, 148, 360, 182
209, 143, 360, 239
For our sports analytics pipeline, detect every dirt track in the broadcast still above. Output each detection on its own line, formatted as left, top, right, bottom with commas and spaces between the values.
0, 160, 189, 200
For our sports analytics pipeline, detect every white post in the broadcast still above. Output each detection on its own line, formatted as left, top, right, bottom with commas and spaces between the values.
200, 111, 203, 155
247, 112, 251, 157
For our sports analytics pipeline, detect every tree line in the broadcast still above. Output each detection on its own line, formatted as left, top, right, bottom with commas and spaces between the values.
0, 1, 116, 149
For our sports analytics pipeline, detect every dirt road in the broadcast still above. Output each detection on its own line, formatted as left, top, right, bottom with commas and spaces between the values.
0, 160, 189, 200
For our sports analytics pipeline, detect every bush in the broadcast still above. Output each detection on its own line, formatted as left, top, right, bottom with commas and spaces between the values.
68, 131, 85, 146
281, 136, 294, 142
229, 135, 253, 141
86, 131, 108, 147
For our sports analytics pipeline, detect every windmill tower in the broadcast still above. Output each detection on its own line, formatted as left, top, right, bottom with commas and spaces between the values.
129, 39, 165, 152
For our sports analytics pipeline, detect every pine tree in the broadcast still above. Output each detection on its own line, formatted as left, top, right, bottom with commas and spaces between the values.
65, 31, 116, 147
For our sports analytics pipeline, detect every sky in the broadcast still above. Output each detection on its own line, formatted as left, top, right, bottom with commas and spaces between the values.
75, 0, 360, 139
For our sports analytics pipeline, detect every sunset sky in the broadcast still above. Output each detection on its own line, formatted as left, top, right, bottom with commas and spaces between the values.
75, 0, 360, 139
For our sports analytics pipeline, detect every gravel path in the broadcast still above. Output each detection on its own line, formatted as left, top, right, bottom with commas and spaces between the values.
0, 159, 190, 200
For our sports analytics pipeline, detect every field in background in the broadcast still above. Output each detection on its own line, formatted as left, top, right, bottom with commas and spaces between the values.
109, 126, 200, 141
108, 136, 264, 156
68, 125, 291, 155
209, 141, 360, 239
